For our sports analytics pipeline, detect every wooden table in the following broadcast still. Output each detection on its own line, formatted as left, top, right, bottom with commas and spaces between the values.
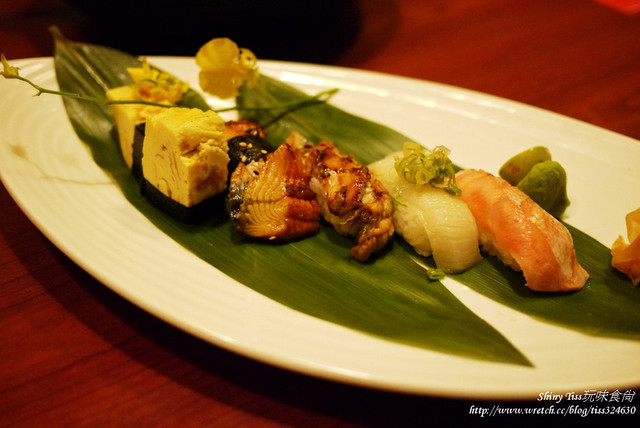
2, 0, 639, 425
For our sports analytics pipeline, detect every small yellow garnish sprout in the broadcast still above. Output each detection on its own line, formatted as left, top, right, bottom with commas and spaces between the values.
1, 54, 20, 78
126, 58, 189, 104
195, 38, 258, 99
0, 53, 185, 108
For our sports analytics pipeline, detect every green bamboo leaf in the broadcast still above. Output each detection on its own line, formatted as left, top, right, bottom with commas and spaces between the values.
453, 224, 640, 340
238, 74, 640, 340
239, 75, 405, 162
52, 35, 530, 366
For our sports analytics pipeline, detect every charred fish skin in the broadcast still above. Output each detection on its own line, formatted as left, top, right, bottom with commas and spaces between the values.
228, 143, 320, 241
223, 119, 266, 141
223, 119, 271, 178
227, 134, 272, 176
228, 161, 253, 224
306, 141, 394, 261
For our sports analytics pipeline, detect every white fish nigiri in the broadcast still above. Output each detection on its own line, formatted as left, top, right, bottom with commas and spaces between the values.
369, 153, 481, 273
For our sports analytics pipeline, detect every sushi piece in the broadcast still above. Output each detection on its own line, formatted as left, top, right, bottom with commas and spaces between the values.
106, 84, 168, 169
229, 142, 320, 240
456, 169, 589, 292
107, 58, 190, 171
133, 118, 267, 186
131, 122, 147, 184
297, 137, 394, 261
142, 107, 229, 208
368, 154, 481, 273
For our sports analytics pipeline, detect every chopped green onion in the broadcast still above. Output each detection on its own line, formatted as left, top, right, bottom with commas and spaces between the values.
394, 142, 461, 195
426, 267, 446, 281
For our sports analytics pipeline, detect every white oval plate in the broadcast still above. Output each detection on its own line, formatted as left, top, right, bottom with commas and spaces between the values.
1, 57, 639, 399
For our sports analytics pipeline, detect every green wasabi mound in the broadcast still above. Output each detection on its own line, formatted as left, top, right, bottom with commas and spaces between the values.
499, 146, 551, 185
517, 160, 570, 218
499, 146, 570, 218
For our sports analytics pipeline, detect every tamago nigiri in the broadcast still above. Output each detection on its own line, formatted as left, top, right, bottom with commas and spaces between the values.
369, 143, 481, 273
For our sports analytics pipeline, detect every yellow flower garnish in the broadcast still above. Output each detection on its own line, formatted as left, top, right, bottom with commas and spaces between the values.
1, 54, 20, 78
195, 38, 258, 99
1, 54, 187, 109
126, 58, 189, 104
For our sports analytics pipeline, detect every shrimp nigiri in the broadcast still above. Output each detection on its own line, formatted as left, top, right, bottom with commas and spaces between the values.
456, 169, 588, 292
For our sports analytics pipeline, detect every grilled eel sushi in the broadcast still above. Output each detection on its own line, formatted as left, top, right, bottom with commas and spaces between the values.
292, 135, 394, 261
228, 142, 320, 240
